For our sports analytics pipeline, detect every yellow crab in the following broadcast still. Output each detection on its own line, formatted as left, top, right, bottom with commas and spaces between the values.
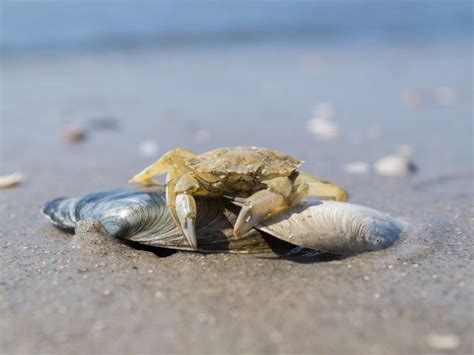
129, 146, 348, 249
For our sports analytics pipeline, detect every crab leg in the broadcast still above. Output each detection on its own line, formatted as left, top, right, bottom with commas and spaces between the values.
174, 173, 201, 249
129, 163, 163, 186
129, 148, 197, 186
175, 193, 198, 249
295, 172, 349, 202
165, 172, 181, 232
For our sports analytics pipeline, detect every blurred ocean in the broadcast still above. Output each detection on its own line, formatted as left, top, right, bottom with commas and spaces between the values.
1, 1, 472, 56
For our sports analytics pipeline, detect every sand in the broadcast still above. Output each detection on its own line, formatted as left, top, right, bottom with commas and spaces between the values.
1, 42, 473, 354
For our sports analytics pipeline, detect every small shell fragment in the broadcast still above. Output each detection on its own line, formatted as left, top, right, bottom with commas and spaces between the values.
0, 172, 23, 189
65, 126, 87, 143
306, 117, 340, 140
307, 102, 340, 140
426, 333, 460, 350
374, 154, 416, 177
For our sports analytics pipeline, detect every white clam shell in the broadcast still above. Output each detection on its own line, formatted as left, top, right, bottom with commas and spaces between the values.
259, 200, 403, 254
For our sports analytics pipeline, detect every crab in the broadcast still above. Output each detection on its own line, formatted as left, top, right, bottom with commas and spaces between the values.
129, 146, 348, 249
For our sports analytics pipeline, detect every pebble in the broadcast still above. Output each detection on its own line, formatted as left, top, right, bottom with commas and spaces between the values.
306, 117, 340, 140
0, 172, 23, 189
374, 154, 416, 177
138, 140, 160, 157
344, 161, 369, 175
65, 125, 87, 143
306, 102, 340, 140
426, 333, 460, 350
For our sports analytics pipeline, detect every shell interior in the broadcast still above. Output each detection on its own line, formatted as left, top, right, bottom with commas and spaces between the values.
42, 188, 294, 254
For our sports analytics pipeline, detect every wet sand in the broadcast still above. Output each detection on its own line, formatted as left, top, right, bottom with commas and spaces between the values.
1, 42, 473, 354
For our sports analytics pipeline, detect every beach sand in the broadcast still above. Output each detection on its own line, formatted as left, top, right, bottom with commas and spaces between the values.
1, 42, 473, 354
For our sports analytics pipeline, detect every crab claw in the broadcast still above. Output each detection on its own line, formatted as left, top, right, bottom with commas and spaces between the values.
176, 193, 198, 249
234, 190, 285, 237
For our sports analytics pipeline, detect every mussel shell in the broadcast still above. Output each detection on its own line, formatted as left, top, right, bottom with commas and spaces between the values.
42, 188, 292, 253
42, 188, 403, 254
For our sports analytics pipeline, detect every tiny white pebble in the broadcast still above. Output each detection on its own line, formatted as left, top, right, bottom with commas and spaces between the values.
154, 291, 163, 299
138, 140, 160, 157
374, 154, 415, 177
103, 289, 111, 296
363, 276, 370, 281
426, 333, 460, 350
306, 117, 340, 140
